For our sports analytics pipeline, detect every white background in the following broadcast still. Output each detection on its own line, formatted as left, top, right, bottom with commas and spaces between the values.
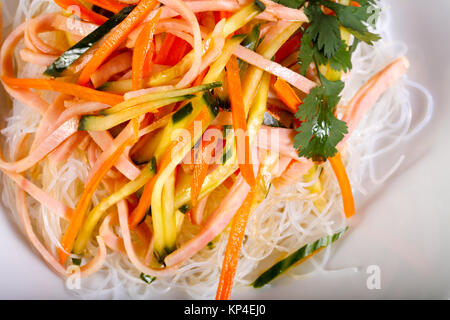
0, 0, 449, 299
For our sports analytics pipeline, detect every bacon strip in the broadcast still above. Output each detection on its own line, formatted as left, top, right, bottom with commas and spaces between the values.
24, 13, 62, 55
99, 213, 126, 254
14, 187, 68, 277
91, 51, 133, 88
0, 118, 78, 173
79, 236, 107, 277
234, 45, 317, 94
343, 56, 410, 138
19, 49, 58, 66
6, 171, 72, 220
0, 22, 48, 114
158, 0, 203, 88
89, 131, 141, 180
165, 175, 250, 266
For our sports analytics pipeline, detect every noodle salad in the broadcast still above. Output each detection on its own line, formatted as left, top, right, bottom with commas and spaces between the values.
0, 0, 433, 299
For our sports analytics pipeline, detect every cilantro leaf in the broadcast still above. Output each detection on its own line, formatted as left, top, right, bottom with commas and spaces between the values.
294, 0, 381, 161
296, 86, 323, 121
319, 74, 345, 110
140, 273, 156, 284
304, 4, 341, 58
314, 40, 352, 73
320, 0, 380, 45
321, 1, 369, 32
294, 76, 347, 162
343, 27, 381, 45
294, 109, 347, 162
298, 33, 314, 76
299, 35, 352, 76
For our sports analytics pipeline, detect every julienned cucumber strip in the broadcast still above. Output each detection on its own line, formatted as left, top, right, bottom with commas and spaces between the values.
252, 227, 349, 288
102, 82, 222, 115
73, 158, 157, 255
239, 24, 261, 70
172, 102, 193, 124
79, 94, 194, 131
222, 1, 265, 37
44, 6, 135, 77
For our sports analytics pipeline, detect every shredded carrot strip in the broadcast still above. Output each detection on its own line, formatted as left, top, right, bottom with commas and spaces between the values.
78, 0, 158, 86
1, 76, 123, 105
128, 173, 158, 227
165, 37, 191, 66
214, 11, 231, 23
192, 68, 209, 87
273, 77, 303, 113
328, 153, 356, 218
216, 175, 258, 300
83, 0, 128, 14
132, 10, 161, 90
153, 33, 177, 65
226, 56, 255, 187
154, 33, 191, 66
189, 67, 213, 208
191, 130, 216, 208
54, 0, 107, 25
58, 119, 139, 264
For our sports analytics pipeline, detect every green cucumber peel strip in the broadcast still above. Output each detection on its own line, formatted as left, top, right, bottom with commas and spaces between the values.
44, 6, 135, 77
172, 102, 193, 124
72, 158, 157, 255
102, 82, 222, 115
79, 94, 194, 131
252, 227, 349, 288
222, 1, 265, 37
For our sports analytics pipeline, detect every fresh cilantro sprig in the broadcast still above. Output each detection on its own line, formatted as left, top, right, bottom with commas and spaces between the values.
294, 71, 348, 162
298, 0, 380, 75
291, 0, 380, 161
298, 33, 352, 75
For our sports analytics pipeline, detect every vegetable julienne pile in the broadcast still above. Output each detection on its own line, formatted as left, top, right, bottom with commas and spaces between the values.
0, 0, 429, 299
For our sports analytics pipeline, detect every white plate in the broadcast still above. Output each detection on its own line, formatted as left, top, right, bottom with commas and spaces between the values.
1, 0, 449, 299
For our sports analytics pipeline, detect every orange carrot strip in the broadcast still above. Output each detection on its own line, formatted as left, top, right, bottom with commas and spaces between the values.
216, 174, 258, 300
192, 68, 209, 87
54, 0, 107, 25
132, 10, 161, 90
273, 77, 303, 113
153, 33, 190, 66
129, 106, 212, 228
191, 131, 216, 208
78, 0, 158, 86
1, 76, 123, 105
214, 11, 231, 23
83, 0, 128, 14
226, 56, 255, 187
328, 153, 356, 218
165, 37, 191, 66
128, 173, 158, 227
153, 33, 177, 65
58, 119, 139, 264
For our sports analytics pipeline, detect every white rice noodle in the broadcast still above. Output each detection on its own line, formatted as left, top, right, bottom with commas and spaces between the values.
0, 0, 435, 299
